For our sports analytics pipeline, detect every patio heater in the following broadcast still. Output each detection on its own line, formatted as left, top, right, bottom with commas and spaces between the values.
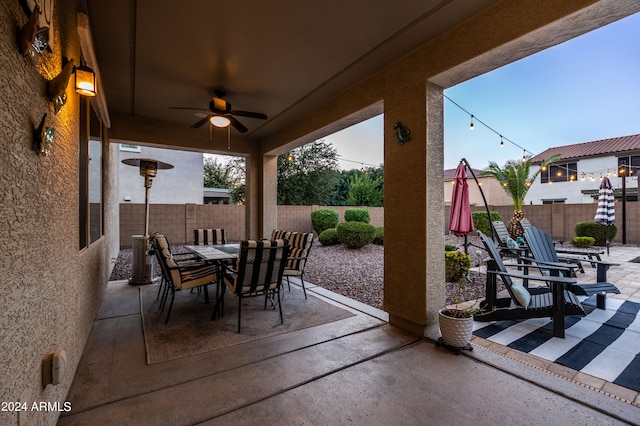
121, 158, 174, 285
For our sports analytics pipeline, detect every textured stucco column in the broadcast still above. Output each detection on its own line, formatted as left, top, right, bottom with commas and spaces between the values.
244, 153, 278, 240
262, 155, 278, 239
384, 80, 445, 336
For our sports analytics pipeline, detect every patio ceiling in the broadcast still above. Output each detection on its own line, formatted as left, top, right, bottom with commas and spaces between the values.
85, 0, 499, 146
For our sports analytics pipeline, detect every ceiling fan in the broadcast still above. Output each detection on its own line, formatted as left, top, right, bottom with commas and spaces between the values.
169, 88, 267, 133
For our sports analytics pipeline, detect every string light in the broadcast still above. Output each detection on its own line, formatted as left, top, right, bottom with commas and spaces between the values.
445, 94, 640, 182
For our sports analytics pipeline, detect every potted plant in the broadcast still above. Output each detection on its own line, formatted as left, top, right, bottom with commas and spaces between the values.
438, 249, 476, 353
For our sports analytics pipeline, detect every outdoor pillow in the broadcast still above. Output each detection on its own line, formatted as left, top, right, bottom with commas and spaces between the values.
506, 237, 519, 249
510, 282, 531, 308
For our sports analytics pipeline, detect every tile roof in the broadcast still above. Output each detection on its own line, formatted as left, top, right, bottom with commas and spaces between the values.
529, 134, 640, 163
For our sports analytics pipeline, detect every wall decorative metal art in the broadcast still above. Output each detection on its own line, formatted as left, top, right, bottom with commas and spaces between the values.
34, 114, 55, 155
393, 122, 411, 144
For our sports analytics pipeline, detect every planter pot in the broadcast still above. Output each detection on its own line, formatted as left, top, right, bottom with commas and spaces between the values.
438, 309, 474, 349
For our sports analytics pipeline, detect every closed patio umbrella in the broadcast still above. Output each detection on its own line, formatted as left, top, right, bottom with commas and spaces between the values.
449, 162, 474, 252
594, 176, 615, 255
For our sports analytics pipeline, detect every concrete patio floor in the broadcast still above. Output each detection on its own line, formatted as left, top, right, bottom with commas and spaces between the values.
58, 247, 640, 425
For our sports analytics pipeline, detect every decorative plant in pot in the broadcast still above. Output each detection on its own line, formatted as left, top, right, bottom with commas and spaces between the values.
438, 249, 476, 353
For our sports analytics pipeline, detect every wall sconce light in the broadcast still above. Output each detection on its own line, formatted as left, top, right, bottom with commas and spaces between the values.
46, 58, 97, 113
210, 115, 231, 128
74, 64, 97, 97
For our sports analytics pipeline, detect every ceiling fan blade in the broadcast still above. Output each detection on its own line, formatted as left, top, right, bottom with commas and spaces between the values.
191, 115, 212, 128
170, 106, 211, 112
229, 110, 267, 120
228, 116, 248, 133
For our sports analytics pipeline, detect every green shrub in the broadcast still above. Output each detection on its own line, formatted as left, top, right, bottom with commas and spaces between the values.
444, 243, 458, 252
445, 251, 471, 282
572, 236, 595, 248
318, 228, 340, 246
373, 227, 384, 245
344, 208, 371, 223
336, 221, 376, 249
575, 221, 617, 246
471, 211, 502, 236
311, 209, 339, 234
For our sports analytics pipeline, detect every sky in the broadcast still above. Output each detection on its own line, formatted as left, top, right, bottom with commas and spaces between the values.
324, 11, 640, 171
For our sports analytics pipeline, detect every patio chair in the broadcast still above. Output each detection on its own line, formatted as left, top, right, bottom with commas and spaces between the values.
523, 226, 620, 302
150, 234, 220, 324
519, 219, 605, 268
282, 232, 314, 299
271, 229, 292, 240
194, 228, 227, 245
213, 239, 289, 333
150, 232, 199, 301
475, 230, 585, 338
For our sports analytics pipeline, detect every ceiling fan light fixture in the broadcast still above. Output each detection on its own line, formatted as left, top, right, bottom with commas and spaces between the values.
210, 115, 231, 128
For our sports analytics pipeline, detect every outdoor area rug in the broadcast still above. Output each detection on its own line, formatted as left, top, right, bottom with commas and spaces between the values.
473, 296, 640, 393
140, 284, 356, 364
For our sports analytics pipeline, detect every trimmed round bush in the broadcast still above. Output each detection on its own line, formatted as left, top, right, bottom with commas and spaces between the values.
318, 228, 339, 246
336, 221, 375, 249
445, 243, 458, 252
572, 236, 595, 248
471, 211, 501, 236
445, 251, 471, 283
575, 221, 617, 246
311, 209, 339, 234
344, 208, 370, 223
373, 227, 384, 245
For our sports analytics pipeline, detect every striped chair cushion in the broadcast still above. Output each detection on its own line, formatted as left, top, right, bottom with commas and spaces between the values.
226, 239, 288, 295
194, 228, 227, 245
286, 232, 313, 271
271, 229, 292, 241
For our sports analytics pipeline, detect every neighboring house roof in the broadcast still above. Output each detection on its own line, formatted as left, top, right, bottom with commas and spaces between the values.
443, 167, 484, 181
530, 134, 640, 163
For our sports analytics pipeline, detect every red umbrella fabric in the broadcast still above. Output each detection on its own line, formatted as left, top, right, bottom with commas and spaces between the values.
448, 162, 474, 237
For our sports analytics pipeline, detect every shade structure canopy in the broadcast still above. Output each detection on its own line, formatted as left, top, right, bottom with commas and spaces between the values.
448, 162, 474, 237
594, 176, 615, 254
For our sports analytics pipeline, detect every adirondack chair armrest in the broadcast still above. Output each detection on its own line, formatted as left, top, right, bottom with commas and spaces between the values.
489, 270, 577, 285
518, 256, 578, 272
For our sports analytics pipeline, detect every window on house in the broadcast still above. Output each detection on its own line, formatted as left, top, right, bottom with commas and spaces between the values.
618, 155, 640, 176
120, 143, 141, 152
540, 162, 578, 183
80, 99, 103, 249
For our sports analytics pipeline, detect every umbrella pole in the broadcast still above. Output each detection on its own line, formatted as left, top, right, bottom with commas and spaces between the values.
606, 223, 609, 255
461, 158, 494, 242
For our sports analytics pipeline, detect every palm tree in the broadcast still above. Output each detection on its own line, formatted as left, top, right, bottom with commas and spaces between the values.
482, 154, 560, 238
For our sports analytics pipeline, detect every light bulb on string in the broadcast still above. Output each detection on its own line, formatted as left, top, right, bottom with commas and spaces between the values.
469, 115, 474, 131
521, 150, 526, 162
499, 136, 504, 148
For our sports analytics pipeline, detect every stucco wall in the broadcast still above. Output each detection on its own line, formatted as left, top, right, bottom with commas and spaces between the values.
0, 1, 118, 424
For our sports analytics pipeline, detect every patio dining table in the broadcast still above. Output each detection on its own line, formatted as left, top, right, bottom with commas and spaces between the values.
184, 244, 240, 263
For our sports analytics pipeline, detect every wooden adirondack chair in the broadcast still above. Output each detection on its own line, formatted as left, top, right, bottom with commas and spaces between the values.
475, 230, 585, 338
523, 226, 620, 302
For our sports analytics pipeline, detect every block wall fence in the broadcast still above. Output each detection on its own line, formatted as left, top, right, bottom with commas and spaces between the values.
119, 203, 640, 248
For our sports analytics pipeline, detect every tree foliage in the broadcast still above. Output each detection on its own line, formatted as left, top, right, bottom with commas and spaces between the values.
203, 156, 246, 204
346, 172, 383, 207
277, 140, 340, 205
481, 154, 559, 210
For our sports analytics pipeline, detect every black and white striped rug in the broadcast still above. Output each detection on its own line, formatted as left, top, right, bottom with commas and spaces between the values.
473, 296, 640, 392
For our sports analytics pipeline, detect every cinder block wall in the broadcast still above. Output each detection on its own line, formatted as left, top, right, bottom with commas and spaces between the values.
120, 202, 639, 250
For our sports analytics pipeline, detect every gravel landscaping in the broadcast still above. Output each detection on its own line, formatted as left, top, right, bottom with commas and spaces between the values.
109, 234, 491, 311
